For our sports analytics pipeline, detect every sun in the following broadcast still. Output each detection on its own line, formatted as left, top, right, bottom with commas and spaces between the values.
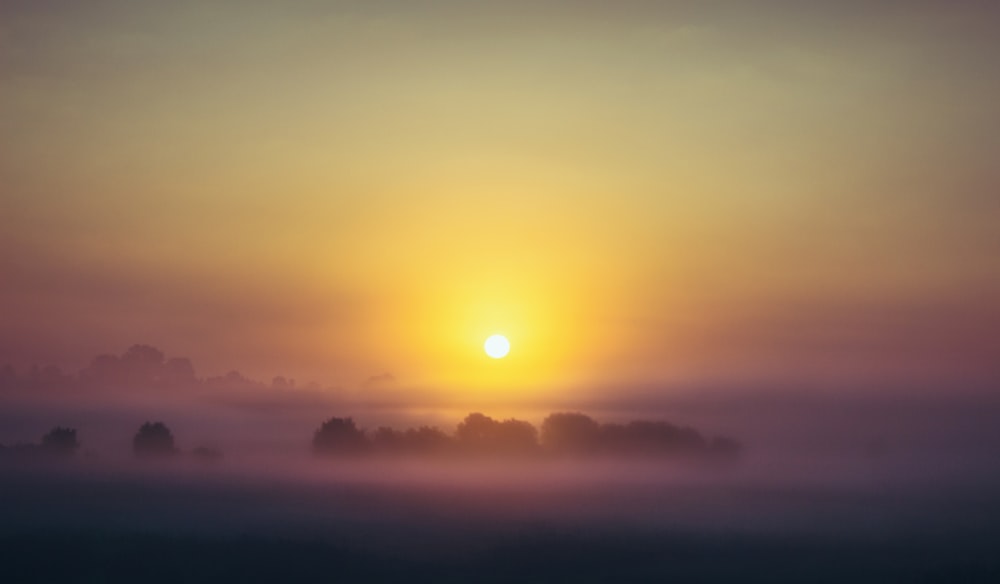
484, 334, 510, 359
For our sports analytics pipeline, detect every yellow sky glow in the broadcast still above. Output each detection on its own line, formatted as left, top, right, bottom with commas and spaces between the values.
2, 1, 999, 401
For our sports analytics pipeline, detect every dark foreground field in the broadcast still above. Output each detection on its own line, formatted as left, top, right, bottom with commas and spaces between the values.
1, 460, 998, 583
3, 529, 998, 584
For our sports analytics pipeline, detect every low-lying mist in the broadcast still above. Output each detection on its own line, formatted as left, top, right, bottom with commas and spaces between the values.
3, 405, 999, 583
3, 346, 1000, 581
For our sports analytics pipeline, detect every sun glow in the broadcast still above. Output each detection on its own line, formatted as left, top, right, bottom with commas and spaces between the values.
484, 334, 511, 359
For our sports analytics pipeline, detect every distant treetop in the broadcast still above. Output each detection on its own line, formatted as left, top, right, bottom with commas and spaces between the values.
41, 426, 80, 457
133, 421, 177, 459
312, 417, 368, 456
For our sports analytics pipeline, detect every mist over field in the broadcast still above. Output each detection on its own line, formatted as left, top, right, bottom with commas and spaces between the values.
3, 357, 1000, 582
3, 442, 999, 582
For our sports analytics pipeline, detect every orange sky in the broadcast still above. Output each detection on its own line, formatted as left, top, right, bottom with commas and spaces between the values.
2, 1, 999, 402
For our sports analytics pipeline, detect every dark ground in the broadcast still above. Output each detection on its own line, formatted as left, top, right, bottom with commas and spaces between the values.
1, 462, 998, 583
2, 530, 998, 584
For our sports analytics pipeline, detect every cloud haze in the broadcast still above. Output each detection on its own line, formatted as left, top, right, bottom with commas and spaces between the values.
2, 0, 999, 395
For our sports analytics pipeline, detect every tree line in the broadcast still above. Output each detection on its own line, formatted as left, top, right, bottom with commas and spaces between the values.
0, 344, 308, 393
0, 422, 221, 462
311, 411, 741, 460
0, 412, 742, 463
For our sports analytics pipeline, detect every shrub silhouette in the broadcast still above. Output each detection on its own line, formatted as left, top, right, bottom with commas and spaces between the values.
41, 426, 79, 457
312, 417, 368, 456
133, 422, 177, 459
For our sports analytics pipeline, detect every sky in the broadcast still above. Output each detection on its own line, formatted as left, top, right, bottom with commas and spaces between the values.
2, 0, 999, 404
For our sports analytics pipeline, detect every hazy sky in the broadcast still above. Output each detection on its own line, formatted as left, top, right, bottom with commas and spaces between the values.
2, 1, 999, 401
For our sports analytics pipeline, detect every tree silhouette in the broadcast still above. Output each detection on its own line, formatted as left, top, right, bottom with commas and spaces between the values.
455, 413, 539, 456
23, 365, 72, 391
403, 426, 453, 455
456, 413, 498, 449
79, 345, 200, 390
80, 354, 124, 387
371, 426, 406, 454
494, 418, 539, 454
162, 357, 197, 387
541, 412, 601, 455
133, 422, 177, 459
41, 426, 79, 457
120, 345, 165, 387
122, 344, 165, 370
312, 417, 368, 456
